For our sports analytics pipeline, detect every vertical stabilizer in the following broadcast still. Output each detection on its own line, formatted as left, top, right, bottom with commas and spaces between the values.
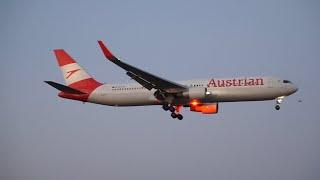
53, 49, 102, 93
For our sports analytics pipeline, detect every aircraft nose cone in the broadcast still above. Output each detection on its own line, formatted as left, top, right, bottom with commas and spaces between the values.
291, 85, 299, 94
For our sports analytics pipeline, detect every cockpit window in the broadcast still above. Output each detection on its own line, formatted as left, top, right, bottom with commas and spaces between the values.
283, 80, 292, 84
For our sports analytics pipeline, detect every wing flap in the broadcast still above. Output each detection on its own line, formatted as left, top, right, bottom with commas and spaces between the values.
126, 71, 155, 90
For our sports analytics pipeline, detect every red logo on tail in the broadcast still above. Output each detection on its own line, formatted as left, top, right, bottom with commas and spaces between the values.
66, 69, 80, 79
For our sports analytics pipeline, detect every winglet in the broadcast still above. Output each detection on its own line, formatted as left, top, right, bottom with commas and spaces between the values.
98, 40, 118, 61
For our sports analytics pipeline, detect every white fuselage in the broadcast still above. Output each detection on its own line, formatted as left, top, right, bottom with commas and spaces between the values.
87, 77, 298, 106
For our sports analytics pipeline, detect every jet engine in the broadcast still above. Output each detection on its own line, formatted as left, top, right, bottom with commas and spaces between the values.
189, 101, 219, 114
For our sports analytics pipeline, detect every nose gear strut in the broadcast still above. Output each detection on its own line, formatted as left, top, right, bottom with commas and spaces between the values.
275, 96, 285, 110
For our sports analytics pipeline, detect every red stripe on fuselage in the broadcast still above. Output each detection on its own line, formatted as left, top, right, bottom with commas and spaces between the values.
58, 78, 103, 102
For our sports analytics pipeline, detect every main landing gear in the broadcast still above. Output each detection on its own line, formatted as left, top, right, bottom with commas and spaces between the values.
162, 104, 183, 120
275, 96, 285, 110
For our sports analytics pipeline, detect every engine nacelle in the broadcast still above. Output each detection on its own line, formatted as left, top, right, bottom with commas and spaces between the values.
183, 87, 210, 100
190, 103, 219, 114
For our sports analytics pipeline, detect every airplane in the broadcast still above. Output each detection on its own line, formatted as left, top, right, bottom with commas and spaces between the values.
45, 40, 298, 120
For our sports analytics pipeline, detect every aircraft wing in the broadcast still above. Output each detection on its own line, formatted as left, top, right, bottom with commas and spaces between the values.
98, 40, 187, 93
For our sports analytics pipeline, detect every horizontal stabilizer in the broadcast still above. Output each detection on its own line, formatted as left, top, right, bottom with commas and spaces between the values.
44, 81, 86, 94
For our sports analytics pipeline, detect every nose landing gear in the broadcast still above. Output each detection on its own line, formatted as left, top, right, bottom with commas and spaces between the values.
275, 96, 285, 110
162, 104, 183, 120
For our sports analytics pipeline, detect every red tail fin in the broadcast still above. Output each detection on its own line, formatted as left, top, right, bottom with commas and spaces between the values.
54, 49, 77, 67
53, 49, 102, 96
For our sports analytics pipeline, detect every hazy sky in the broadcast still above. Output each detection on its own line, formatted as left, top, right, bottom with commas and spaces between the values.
1, 0, 320, 180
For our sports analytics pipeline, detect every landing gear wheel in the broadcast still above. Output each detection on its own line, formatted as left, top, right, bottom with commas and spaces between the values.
275, 105, 280, 110
169, 106, 175, 112
171, 113, 177, 118
162, 104, 170, 111
177, 114, 183, 120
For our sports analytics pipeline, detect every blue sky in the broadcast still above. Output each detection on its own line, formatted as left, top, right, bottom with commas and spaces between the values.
1, 0, 320, 180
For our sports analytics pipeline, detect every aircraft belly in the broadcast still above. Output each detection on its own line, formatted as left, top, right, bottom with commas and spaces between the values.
110, 92, 159, 106
88, 89, 159, 106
